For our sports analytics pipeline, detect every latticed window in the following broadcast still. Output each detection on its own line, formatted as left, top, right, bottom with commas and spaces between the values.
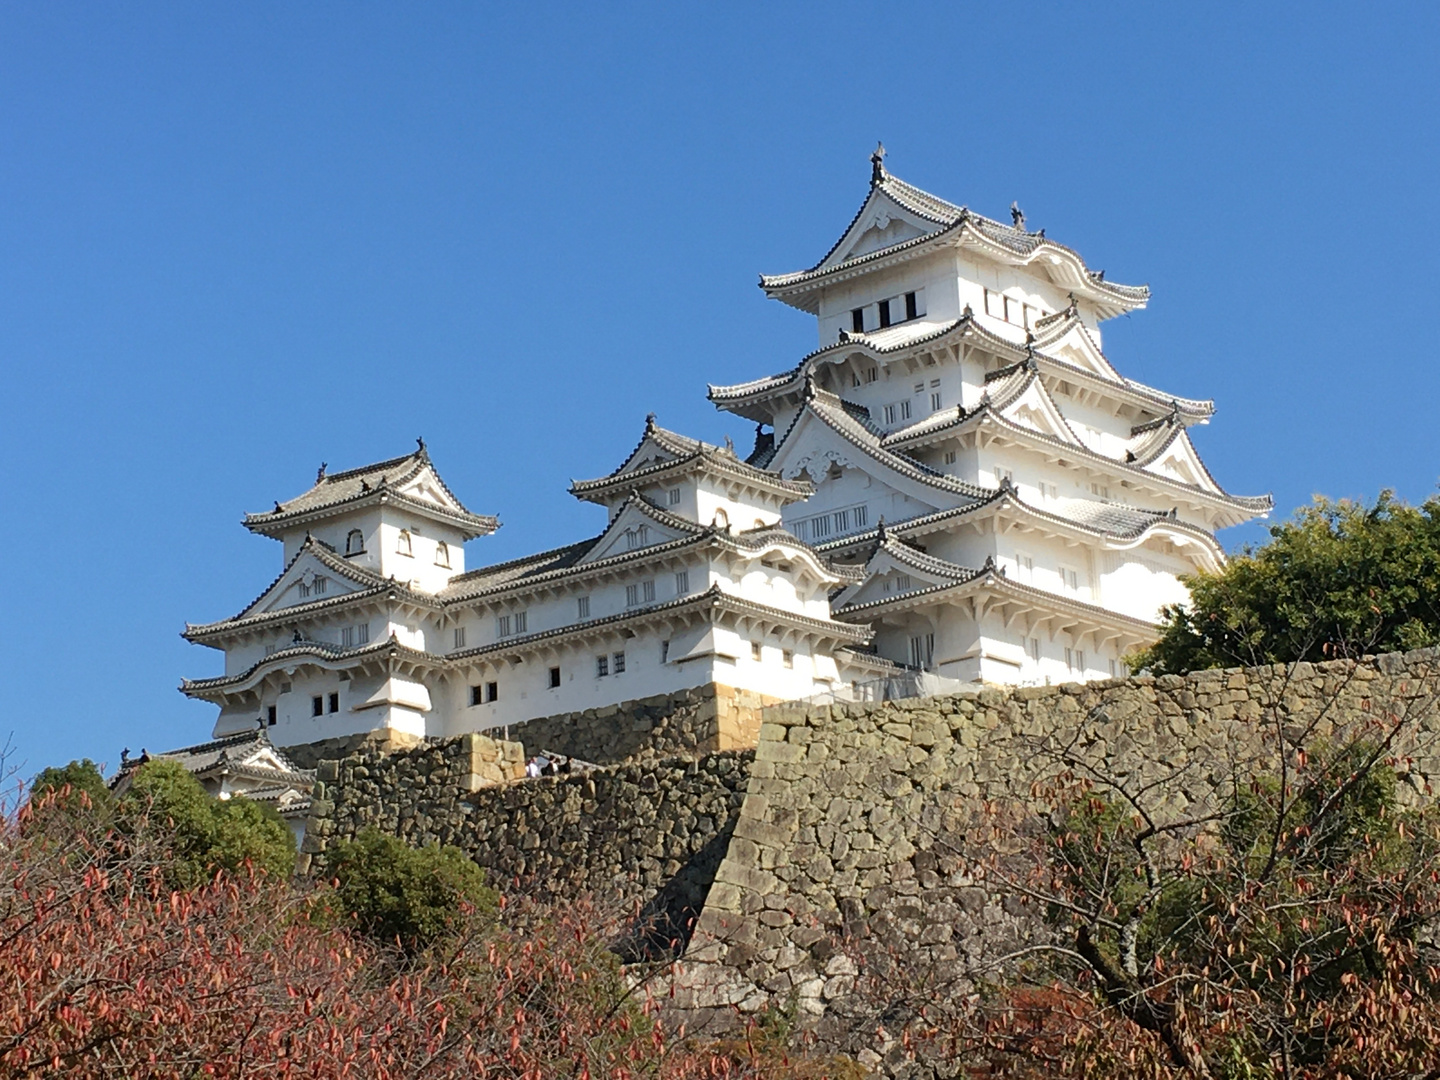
397, 530, 412, 556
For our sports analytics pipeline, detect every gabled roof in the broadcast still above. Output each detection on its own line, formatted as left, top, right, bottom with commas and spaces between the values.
111, 729, 313, 789
181, 635, 434, 698
576, 492, 707, 564
708, 311, 1214, 428
809, 484, 1226, 572
569, 415, 811, 504
759, 153, 1148, 319
183, 535, 434, 643
832, 544, 1158, 637
243, 442, 499, 540
768, 383, 991, 503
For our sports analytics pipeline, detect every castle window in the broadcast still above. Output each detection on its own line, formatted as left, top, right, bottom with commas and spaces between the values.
514, 611, 527, 634
434, 541, 450, 568
470, 685, 484, 706
1059, 566, 1081, 592
713, 509, 729, 529
1028, 638, 1041, 663
596, 655, 609, 677
905, 291, 919, 320
908, 633, 934, 669
299, 580, 311, 598
328, 692, 339, 713
346, 529, 364, 555
356, 622, 369, 645
851, 307, 865, 333
930, 390, 942, 412
453, 626, 466, 650
577, 595, 590, 619
496, 614, 512, 638
487, 681, 499, 702
1066, 648, 1085, 674
667, 487, 681, 506
267, 705, 277, 726
661, 641, 670, 662
877, 298, 892, 328
675, 570, 690, 595
314, 576, 327, 595
782, 649, 794, 668
612, 651, 626, 674
994, 466, 1013, 485
311, 696, 323, 717
625, 584, 638, 607
864, 366, 878, 383
944, 450, 957, 465
751, 641, 762, 661
548, 666, 561, 689
397, 529, 413, 556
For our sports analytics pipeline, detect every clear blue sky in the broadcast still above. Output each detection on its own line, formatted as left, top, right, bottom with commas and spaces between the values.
3, 3, 1437, 779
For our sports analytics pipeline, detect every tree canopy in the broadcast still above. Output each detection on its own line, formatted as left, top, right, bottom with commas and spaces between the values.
1132, 491, 1440, 674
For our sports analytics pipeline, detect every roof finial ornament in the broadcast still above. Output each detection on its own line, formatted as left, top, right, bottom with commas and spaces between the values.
360, 478, 370, 492
723, 434, 735, 455
962, 302, 974, 319
273, 500, 283, 513
876, 515, 888, 543
416, 436, 427, 455
645, 412, 657, 430
316, 462, 327, 484
1066, 292, 1079, 317
802, 369, 817, 401
1010, 201, 1025, 229
870, 142, 887, 185
121, 747, 130, 765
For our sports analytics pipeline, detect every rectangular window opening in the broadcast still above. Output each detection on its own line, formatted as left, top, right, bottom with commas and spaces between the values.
782, 649, 794, 668
877, 299, 892, 328
453, 626, 466, 650
486, 681, 499, 703
613, 651, 626, 674
675, 570, 690, 595
328, 692, 339, 714
266, 705, 277, 726
751, 640, 763, 661
577, 595, 590, 619
548, 667, 561, 689
596, 654, 609, 677
470, 685, 484, 707
661, 640, 670, 663
851, 308, 865, 333
667, 487, 681, 506
311, 696, 324, 718
905, 292, 918, 321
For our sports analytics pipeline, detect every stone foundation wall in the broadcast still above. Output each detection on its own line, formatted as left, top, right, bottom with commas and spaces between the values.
505, 683, 776, 764
300, 730, 754, 950
672, 648, 1440, 1032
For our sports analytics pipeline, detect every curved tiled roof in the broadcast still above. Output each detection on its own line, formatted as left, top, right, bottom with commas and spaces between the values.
183, 537, 436, 642
760, 169, 1148, 310
181, 636, 436, 696
244, 445, 499, 539
570, 416, 811, 500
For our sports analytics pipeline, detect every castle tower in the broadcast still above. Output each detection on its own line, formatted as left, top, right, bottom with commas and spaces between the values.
709, 147, 1270, 685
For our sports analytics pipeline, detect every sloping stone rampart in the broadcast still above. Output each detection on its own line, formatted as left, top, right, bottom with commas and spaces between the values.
300, 728, 753, 950
671, 648, 1440, 1030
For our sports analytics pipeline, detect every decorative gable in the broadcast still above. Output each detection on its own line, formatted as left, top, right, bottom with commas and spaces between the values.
997, 379, 1082, 445
1141, 430, 1221, 492
249, 551, 368, 617
821, 190, 938, 270
577, 498, 700, 564
833, 542, 962, 609
397, 465, 467, 512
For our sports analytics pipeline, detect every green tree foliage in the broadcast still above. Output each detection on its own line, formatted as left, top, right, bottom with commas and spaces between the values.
322, 828, 497, 953
29, 758, 114, 819
119, 760, 295, 887
1132, 491, 1440, 674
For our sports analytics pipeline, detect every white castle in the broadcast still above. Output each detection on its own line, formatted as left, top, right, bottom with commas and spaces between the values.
182, 149, 1268, 750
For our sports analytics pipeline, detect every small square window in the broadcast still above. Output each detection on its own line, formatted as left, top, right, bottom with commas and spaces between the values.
944, 450, 957, 465
613, 650, 626, 674
311, 696, 324, 717
486, 681, 499, 703
751, 641, 762, 661
596, 654, 609, 677
328, 692, 339, 714
266, 705, 277, 726
548, 666, 561, 689
577, 595, 590, 619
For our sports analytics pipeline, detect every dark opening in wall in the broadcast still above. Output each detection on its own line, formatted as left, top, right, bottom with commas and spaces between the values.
548, 667, 561, 689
